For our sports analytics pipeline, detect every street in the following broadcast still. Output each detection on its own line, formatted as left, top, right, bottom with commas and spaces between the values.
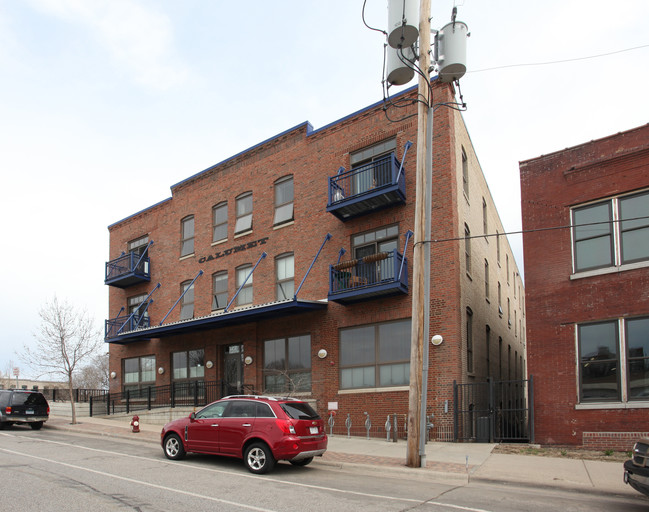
0, 426, 646, 511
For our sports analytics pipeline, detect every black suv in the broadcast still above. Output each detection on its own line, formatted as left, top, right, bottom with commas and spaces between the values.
0, 389, 50, 430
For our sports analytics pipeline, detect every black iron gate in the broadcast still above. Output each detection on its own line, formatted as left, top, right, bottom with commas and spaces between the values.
453, 376, 534, 443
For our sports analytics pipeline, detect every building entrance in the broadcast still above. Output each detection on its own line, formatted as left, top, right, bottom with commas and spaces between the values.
224, 344, 244, 395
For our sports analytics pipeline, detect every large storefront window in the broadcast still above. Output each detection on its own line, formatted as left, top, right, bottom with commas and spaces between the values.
172, 349, 205, 380
123, 355, 155, 397
264, 335, 311, 393
340, 319, 411, 389
579, 316, 649, 403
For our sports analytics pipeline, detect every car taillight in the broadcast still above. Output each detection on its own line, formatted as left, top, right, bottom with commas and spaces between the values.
276, 419, 297, 435
5, 406, 12, 415
47, 406, 50, 415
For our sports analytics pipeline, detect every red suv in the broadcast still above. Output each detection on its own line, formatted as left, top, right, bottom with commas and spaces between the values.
160, 395, 327, 474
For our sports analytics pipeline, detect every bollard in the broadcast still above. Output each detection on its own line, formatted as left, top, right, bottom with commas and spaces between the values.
328, 411, 336, 436
364, 412, 371, 440
385, 415, 392, 442
345, 413, 352, 438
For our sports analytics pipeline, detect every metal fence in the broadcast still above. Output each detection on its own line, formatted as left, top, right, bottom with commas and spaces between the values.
453, 377, 534, 443
89, 380, 251, 416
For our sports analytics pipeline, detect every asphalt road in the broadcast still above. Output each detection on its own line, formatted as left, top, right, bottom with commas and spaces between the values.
0, 425, 646, 511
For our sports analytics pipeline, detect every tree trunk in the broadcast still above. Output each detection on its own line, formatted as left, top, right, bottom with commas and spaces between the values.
68, 375, 77, 424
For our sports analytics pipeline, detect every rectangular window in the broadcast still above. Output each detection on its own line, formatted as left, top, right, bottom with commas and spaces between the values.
482, 197, 488, 235
263, 335, 311, 393
579, 316, 649, 403
236, 265, 253, 306
274, 176, 294, 226
627, 317, 649, 399
461, 147, 469, 197
128, 235, 150, 274
579, 321, 620, 401
180, 216, 194, 257
484, 259, 490, 299
572, 190, 649, 272
466, 309, 473, 373
172, 349, 205, 381
235, 192, 253, 234
180, 280, 194, 320
340, 319, 411, 389
212, 202, 228, 243
352, 225, 399, 283
350, 139, 397, 194
464, 224, 471, 274
212, 271, 228, 310
276, 253, 294, 300
123, 355, 155, 396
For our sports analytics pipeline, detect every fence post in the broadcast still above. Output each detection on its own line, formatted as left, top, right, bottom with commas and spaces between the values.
171, 382, 175, 408
193, 381, 199, 407
105, 392, 110, 415
453, 380, 458, 442
488, 378, 495, 443
147, 386, 152, 410
126, 390, 130, 415
89, 395, 93, 417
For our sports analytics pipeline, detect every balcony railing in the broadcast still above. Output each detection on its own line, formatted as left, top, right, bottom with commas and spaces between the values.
105, 314, 150, 339
328, 249, 408, 304
326, 152, 406, 221
105, 251, 151, 288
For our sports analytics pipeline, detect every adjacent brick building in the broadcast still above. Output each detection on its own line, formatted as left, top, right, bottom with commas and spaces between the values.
520, 124, 649, 449
104, 81, 525, 440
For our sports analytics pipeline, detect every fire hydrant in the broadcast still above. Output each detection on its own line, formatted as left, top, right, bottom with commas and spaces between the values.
131, 415, 140, 433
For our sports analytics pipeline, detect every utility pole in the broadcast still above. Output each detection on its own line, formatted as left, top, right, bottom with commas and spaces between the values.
406, 0, 432, 468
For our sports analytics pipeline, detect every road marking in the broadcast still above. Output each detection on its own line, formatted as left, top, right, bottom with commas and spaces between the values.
0, 447, 276, 512
0, 433, 492, 512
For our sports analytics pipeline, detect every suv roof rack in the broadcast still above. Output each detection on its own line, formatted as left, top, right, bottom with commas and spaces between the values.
222, 395, 302, 402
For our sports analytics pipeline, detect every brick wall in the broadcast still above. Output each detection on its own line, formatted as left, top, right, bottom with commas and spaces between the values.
520, 124, 649, 447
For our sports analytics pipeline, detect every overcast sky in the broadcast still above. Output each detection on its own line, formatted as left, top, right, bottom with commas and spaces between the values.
1, 0, 647, 378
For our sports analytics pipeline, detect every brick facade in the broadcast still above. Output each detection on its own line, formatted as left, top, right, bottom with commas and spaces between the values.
520, 124, 649, 448
106, 82, 525, 439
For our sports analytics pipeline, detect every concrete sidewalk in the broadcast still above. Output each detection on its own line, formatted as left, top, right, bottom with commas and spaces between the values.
44, 414, 636, 497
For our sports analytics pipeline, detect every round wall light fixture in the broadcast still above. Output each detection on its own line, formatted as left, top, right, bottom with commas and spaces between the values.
205, 360, 214, 369
110, 371, 117, 379
158, 367, 165, 375
431, 335, 444, 346
244, 356, 253, 365
317, 349, 328, 359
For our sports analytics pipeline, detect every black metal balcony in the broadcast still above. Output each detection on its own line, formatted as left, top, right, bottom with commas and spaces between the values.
105, 314, 150, 340
326, 152, 406, 221
105, 251, 151, 288
328, 249, 408, 304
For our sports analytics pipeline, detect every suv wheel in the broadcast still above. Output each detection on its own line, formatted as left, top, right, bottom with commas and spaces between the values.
30, 422, 44, 430
164, 434, 186, 460
244, 442, 275, 474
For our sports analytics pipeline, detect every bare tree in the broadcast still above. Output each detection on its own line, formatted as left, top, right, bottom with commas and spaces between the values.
21, 296, 102, 424
74, 352, 109, 390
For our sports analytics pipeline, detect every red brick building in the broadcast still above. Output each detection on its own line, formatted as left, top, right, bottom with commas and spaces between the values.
105, 82, 525, 439
520, 124, 649, 449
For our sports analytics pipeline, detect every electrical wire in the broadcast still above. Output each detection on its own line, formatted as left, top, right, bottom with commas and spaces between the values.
412, 215, 649, 248
362, 0, 387, 35
468, 44, 649, 74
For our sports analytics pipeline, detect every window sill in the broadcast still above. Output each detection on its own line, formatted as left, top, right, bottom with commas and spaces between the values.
338, 386, 409, 395
234, 230, 253, 239
575, 401, 649, 410
179, 253, 195, 261
571, 260, 649, 280
273, 220, 294, 230
211, 239, 228, 247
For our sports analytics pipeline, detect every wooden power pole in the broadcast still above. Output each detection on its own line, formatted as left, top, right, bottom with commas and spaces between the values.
406, 0, 432, 468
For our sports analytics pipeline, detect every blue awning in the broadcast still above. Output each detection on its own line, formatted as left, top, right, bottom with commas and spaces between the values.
105, 298, 328, 344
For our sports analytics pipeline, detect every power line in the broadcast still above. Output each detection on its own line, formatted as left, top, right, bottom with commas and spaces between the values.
413, 215, 649, 246
468, 44, 649, 74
